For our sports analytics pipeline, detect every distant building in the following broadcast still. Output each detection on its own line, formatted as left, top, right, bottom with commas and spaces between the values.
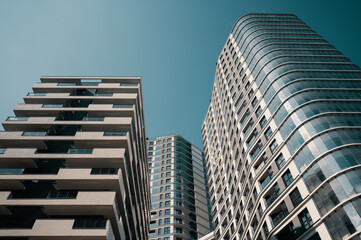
202, 13, 361, 240
147, 135, 212, 240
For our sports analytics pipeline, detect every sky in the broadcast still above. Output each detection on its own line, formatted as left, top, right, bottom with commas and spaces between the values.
0, 0, 360, 149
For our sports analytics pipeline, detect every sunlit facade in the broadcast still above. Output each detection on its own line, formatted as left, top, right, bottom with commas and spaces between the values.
202, 13, 361, 240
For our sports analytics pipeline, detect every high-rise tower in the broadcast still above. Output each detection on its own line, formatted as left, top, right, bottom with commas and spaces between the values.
202, 13, 361, 240
0, 76, 149, 240
147, 135, 212, 240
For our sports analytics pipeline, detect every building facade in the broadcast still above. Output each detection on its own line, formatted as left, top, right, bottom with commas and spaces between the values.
0, 76, 150, 240
147, 135, 212, 240
202, 13, 361, 240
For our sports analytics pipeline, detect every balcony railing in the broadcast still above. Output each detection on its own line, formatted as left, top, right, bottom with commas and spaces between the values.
103, 131, 127, 136
272, 210, 288, 228
6, 116, 29, 121
120, 83, 138, 86
113, 104, 133, 108
67, 148, 93, 154
82, 117, 105, 121
266, 191, 280, 207
260, 175, 272, 190
27, 92, 46, 96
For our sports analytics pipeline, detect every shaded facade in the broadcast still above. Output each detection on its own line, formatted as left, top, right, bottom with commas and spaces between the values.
147, 135, 212, 240
202, 13, 361, 240
0, 77, 150, 240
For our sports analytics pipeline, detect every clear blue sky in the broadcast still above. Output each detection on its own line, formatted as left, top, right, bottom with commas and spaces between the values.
0, 0, 360, 148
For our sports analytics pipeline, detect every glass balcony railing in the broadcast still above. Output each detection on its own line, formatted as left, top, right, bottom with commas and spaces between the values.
113, 104, 133, 108
120, 83, 138, 86
94, 93, 113, 96
22, 132, 47, 136
67, 148, 93, 154
27, 92, 46, 96
266, 191, 280, 207
103, 131, 127, 136
42, 104, 63, 108
82, 117, 105, 121
58, 83, 76, 86
6, 116, 29, 121
0, 148, 6, 154
0, 168, 23, 174
272, 210, 288, 228
260, 175, 272, 190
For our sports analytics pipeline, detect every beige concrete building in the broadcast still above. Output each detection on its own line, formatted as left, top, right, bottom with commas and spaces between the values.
147, 135, 213, 240
0, 77, 150, 240
202, 13, 361, 240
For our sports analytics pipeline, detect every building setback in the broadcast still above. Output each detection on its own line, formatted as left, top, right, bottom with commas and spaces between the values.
202, 13, 361, 240
147, 135, 212, 240
0, 76, 150, 240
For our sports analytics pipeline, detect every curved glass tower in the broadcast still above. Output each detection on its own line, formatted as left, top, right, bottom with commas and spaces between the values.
202, 13, 361, 240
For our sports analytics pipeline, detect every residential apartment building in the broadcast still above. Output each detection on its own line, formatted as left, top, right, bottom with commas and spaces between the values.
0, 76, 150, 240
202, 13, 361, 240
147, 135, 212, 240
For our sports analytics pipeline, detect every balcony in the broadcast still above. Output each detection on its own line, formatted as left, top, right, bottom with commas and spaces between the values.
260, 175, 272, 190
272, 210, 288, 228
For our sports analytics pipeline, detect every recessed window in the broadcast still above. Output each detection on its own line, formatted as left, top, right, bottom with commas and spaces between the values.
282, 170, 294, 187
298, 208, 313, 230
289, 188, 302, 207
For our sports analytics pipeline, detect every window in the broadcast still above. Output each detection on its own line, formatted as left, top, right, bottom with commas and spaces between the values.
255, 106, 262, 117
289, 188, 302, 208
165, 185, 171, 191
166, 178, 171, 184
282, 170, 293, 187
298, 208, 313, 230
166, 172, 171, 177
158, 219, 162, 226
164, 227, 170, 234
158, 228, 162, 235
251, 97, 258, 107
264, 127, 273, 140
159, 210, 162, 216
269, 139, 278, 153
165, 201, 170, 207
164, 217, 170, 224
165, 193, 171, 199
275, 154, 286, 169
259, 116, 267, 128
165, 209, 171, 215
